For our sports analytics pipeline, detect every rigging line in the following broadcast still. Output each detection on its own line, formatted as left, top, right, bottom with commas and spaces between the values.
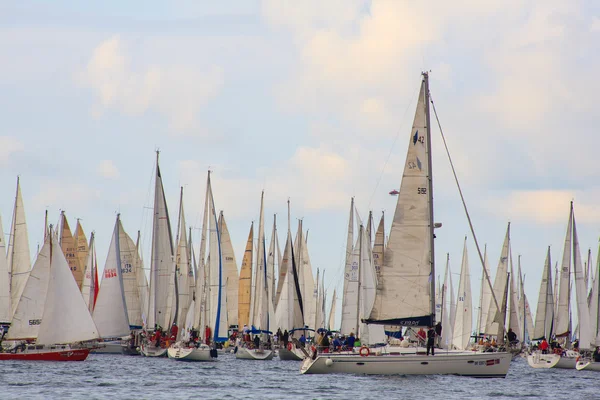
429, 94, 502, 319
367, 84, 421, 210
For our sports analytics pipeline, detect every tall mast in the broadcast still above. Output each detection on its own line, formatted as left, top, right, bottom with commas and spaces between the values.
423, 71, 436, 321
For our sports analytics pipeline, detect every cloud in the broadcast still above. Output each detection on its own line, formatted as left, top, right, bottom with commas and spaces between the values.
77, 35, 224, 134
31, 180, 101, 213
96, 160, 120, 179
485, 190, 600, 224
0, 136, 25, 164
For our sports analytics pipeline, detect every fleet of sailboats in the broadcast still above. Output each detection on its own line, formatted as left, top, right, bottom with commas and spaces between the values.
1, 72, 599, 382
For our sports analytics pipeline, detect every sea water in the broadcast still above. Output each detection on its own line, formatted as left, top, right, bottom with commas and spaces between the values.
0, 354, 597, 399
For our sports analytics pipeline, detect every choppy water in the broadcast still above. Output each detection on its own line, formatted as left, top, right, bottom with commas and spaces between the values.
0, 353, 597, 399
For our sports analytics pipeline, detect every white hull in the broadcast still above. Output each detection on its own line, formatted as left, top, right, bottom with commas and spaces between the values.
140, 343, 168, 357
235, 346, 274, 360
576, 360, 600, 371
167, 344, 215, 361
300, 351, 512, 377
526, 350, 577, 369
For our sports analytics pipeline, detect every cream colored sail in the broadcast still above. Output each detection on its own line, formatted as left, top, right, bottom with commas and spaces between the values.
93, 215, 130, 338
302, 230, 316, 329
80, 233, 97, 313
373, 212, 384, 288
516, 256, 533, 340
0, 214, 11, 324
452, 237, 472, 350
367, 74, 435, 327
119, 220, 144, 328
8, 177, 31, 317
60, 212, 82, 287
37, 232, 99, 345
267, 215, 277, 318
220, 212, 239, 328
327, 289, 337, 331
73, 220, 89, 291
237, 223, 253, 329
485, 223, 510, 336
147, 152, 176, 330
5, 233, 51, 340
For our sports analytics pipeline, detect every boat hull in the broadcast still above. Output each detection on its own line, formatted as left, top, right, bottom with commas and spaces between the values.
235, 346, 274, 360
91, 342, 123, 354
140, 344, 168, 357
576, 360, 600, 371
167, 346, 215, 361
527, 350, 577, 369
278, 347, 304, 361
300, 351, 512, 377
0, 348, 90, 361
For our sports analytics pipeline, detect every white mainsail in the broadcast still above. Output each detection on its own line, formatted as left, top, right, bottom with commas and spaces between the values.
358, 225, 386, 345
341, 234, 360, 335
367, 74, 435, 327
207, 173, 228, 341
555, 204, 572, 338
476, 246, 492, 337
485, 223, 510, 337
93, 215, 130, 338
147, 152, 176, 330
5, 234, 51, 340
507, 249, 522, 340
452, 237, 472, 350
174, 189, 191, 336
220, 212, 239, 328
533, 247, 554, 340
8, 177, 31, 317
135, 231, 149, 325
572, 210, 592, 349
80, 233, 98, 313
0, 215, 11, 324
119, 220, 144, 329
267, 215, 277, 319
250, 191, 272, 331
37, 232, 99, 345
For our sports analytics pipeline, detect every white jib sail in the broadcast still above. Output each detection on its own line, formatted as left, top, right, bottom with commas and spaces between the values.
0, 214, 12, 324
485, 223, 510, 336
452, 238, 472, 350
8, 177, 31, 318
533, 247, 554, 340
80, 233, 97, 313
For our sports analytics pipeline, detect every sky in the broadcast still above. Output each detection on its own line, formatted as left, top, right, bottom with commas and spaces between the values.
2, 0, 600, 330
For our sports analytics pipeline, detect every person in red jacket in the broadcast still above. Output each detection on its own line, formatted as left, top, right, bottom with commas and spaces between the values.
170, 323, 178, 339
539, 338, 549, 354
205, 325, 212, 345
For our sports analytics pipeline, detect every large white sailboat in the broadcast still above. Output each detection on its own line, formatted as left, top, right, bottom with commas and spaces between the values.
527, 202, 581, 369
300, 72, 511, 377
1, 229, 99, 361
141, 152, 177, 358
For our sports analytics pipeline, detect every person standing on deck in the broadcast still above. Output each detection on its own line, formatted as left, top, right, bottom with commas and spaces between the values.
205, 325, 212, 346
426, 326, 436, 356
434, 322, 442, 348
